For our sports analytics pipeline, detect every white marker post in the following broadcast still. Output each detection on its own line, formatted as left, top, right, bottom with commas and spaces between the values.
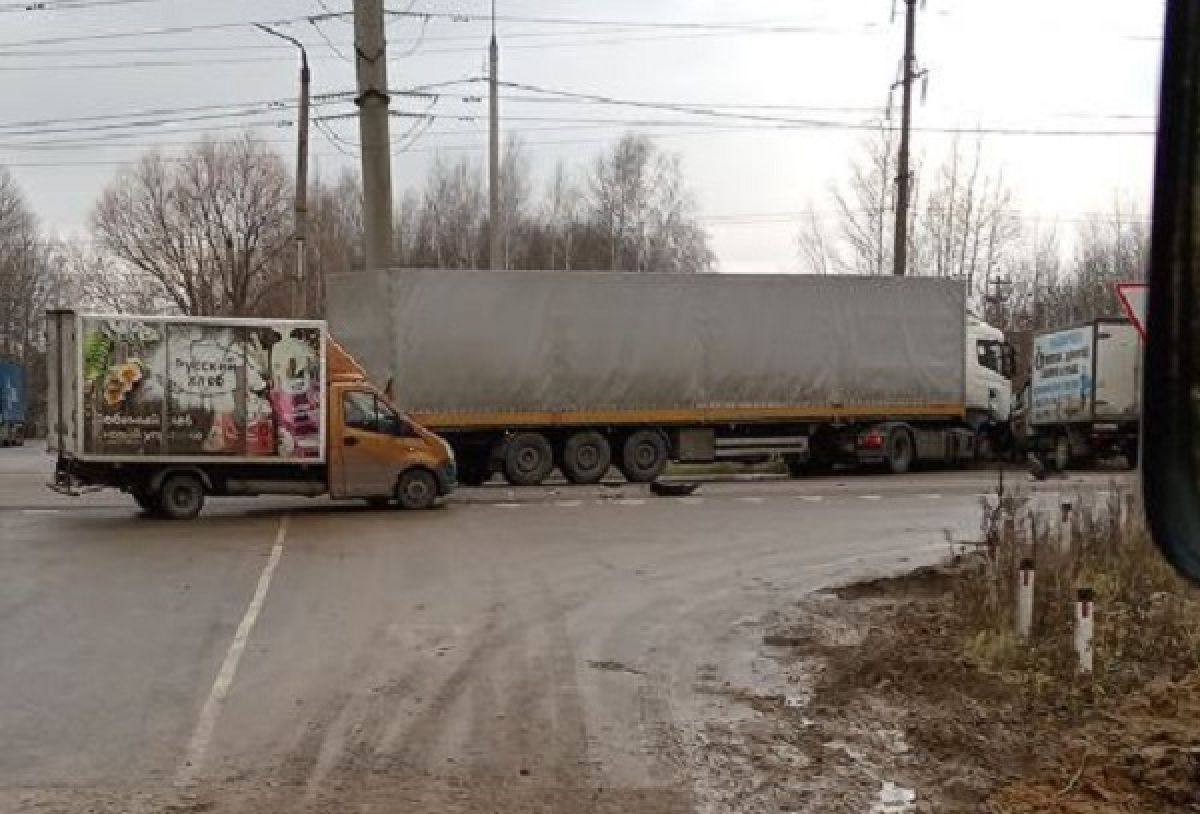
1059, 501, 1073, 554
1016, 558, 1035, 639
1074, 588, 1095, 676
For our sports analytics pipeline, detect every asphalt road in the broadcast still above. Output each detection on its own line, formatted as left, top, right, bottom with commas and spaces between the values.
0, 443, 1129, 812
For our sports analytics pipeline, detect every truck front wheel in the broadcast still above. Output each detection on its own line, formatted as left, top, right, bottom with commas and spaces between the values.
158, 473, 205, 520
396, 468, 438, 510
561, 431, 612, 484
503, 432, 554, 486
619, 430, 668, 483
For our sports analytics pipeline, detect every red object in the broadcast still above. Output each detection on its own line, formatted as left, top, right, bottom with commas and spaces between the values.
859, 431, 885, 450
1116, 282, 1148, 340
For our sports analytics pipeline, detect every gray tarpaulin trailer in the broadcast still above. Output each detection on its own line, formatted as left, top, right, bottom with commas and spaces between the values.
327, 268, 996, 485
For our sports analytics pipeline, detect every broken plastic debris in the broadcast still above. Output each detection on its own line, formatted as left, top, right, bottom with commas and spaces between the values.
869, 780, 917, 813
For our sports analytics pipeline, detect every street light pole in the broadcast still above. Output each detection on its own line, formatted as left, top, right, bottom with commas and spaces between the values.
256, 24, 310, 317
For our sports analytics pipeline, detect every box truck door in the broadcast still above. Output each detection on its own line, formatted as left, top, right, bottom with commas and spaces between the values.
1094, 322, 1141, 420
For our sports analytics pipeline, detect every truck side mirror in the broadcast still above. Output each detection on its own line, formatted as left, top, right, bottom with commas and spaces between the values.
1144, 0, 1200, 582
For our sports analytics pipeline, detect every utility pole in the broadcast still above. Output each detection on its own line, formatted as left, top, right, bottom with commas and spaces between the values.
354, 0, 394, 270
488, 0, 502, 270
892, 0, 918, 277
255, 24, 310, 316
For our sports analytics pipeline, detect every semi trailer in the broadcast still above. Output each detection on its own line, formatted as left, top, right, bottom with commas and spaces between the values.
0, 359, 26, 446
1024, 318, 1141, 470
45, 310, 455, 518
327, 269, 1014, 486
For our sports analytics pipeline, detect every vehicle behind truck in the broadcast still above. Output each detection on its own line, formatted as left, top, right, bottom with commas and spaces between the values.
327, 269, 1015, 485
45, 310, 455, 518
0, 359, 26, 446
1025, 318, 1141, 470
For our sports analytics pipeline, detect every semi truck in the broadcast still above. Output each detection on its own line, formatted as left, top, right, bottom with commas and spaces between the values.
326, 269, 1015, 486
0, 359, 26, 446
1023, 318, 1141, 470
45, 310, 456, 519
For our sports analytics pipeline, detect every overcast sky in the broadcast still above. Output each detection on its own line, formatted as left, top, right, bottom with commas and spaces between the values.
0, 0, 1165, 273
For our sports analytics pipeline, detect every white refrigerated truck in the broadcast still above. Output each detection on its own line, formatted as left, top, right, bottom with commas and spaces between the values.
1025, 318, 1141, 470
326, 269, 1015, 485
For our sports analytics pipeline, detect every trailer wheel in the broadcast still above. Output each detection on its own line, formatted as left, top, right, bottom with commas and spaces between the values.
619, 429, 668, 483
886, 430, 914, 475
158, 473, 205, 520
561, 431, 612, 484
396, 468, 438, 510
503, 432, 554, 486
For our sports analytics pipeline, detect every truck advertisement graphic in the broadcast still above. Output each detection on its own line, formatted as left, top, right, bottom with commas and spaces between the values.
80, 317, 323, 459
1031, 327, 1092, 425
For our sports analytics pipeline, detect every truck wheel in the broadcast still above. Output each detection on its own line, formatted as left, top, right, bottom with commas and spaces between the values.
503, 432, 554, 485
619, 430, 668, 483
1052, 434, 1071, 472
886, 430, 914, 475
396, 468, 438, 510
158, 473, 205, 520
561, 431, 611, 484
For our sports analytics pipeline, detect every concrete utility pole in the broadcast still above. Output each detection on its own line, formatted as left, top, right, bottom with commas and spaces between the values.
892, 0, 918, 277
255, 24, 310, 316
488, 0, 502, 270
354, 0, 394, 270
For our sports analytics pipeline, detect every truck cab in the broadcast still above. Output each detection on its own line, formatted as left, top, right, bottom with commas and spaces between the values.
965, 316, 1015, 456
326, 342, 456, 507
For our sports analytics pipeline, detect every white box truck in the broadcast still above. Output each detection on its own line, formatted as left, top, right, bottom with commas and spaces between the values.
1025, 318, 1141, 470
327, 269, 1015, 485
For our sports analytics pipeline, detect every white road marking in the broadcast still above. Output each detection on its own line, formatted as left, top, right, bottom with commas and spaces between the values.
554, 500, 584, 508
859, 495, 882, 501
678, 496, 704, 505
798, 495, 824, 503
919, 494, 942, 500
737, 496, 766, 505
617, 499, 646, 506
495, 503, 523, 509
177, 517, 287, 787
21, 509, 60, 514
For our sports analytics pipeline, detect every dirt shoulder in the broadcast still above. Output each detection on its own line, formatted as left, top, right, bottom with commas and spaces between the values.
709, 555, 1200, 813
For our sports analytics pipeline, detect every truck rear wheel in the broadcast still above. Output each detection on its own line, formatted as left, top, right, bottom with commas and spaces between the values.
618, 429, 668, 483
503, 432, 554, 486
886, 430, 914, 475
561, 431, 611, 484
396, 468, 438, 510
158, 473, 205, 520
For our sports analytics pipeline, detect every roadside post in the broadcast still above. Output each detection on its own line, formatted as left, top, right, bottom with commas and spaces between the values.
1016, 558, 1035, 639
1074, 588, 1095, 675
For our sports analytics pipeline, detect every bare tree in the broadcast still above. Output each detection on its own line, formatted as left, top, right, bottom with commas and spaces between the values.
586, 133, 714, 272
0, 168, 58, 362
91, 134, 293, 317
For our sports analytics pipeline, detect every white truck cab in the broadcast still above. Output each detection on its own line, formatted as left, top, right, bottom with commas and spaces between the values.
965, 316, 1015, 455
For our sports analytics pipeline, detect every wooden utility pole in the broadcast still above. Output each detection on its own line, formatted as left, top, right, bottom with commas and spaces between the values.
488, 0, 502, 270
892, 0, 918, 277
354, 0, 394, 270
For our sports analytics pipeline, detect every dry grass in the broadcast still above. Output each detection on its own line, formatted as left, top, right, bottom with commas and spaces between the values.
956, 474, 1200, 706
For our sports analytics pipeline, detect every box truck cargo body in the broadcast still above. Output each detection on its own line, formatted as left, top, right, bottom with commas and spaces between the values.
0, 360, 26, 446
327, 269, 1014, 485
1025, 318, 1140, 469
46, 310, 455, 518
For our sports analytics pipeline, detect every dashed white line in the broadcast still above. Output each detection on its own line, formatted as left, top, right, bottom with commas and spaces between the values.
798, 495, 824, 503
554, 499, 584, 508
678, 496, 704, 505
21, 509, 61, 514
859, 495, 882, 501
495, 503, 523, 509
177, 516, 287, 787
616, 499, 646, 506
737, 496, 766, 505
919, 494, 942, 500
